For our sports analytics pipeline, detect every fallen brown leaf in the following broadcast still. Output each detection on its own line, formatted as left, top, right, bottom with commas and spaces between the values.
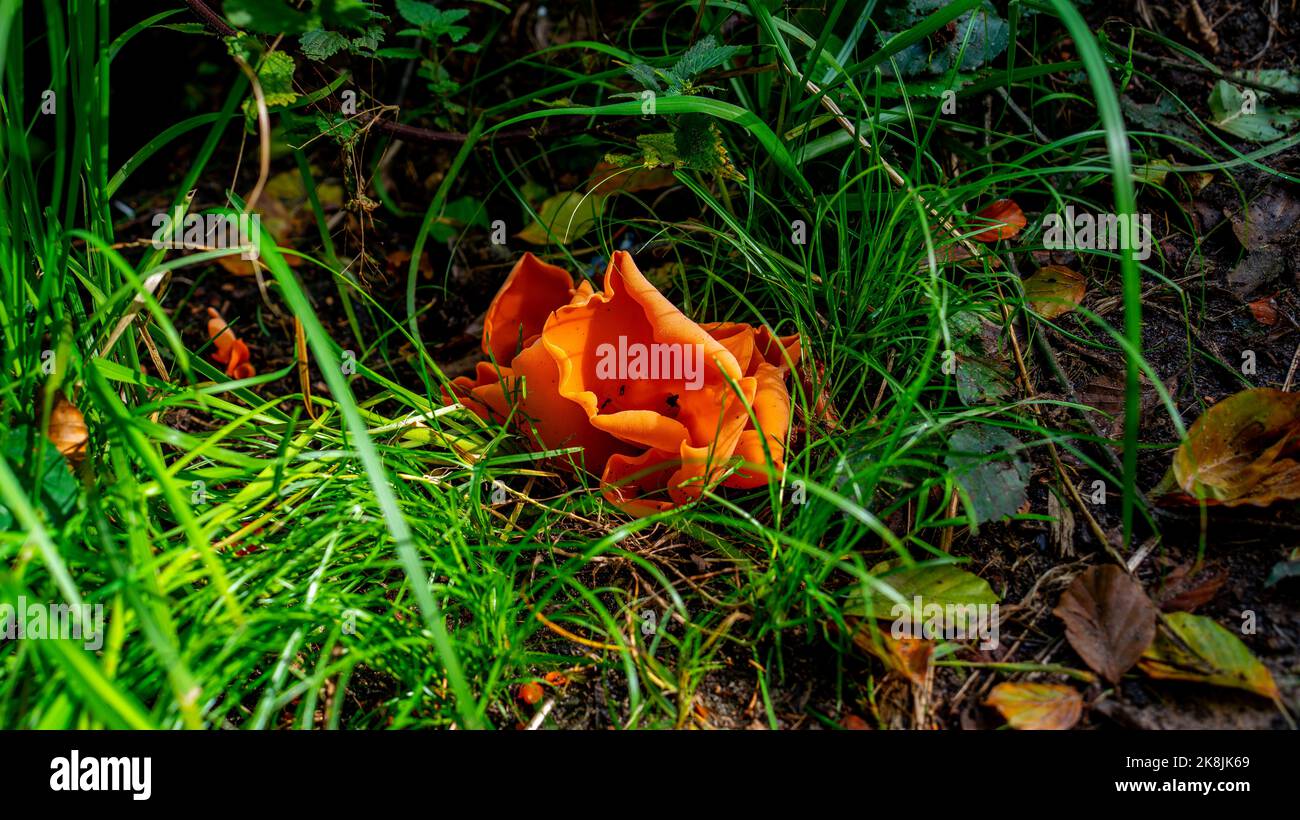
1023, 265, 1086, 319
1053, 565, 1157, 684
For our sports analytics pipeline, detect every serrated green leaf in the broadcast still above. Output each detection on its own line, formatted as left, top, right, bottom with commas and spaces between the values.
880, 0, 1008, 77
351, 25, 385, 54
625, 63, 662, 92
670, 35, 739, 83
300, 29, 349, 61
396, 0, 469, 42
243, 51, 298, 128
956, 356, 1014, 406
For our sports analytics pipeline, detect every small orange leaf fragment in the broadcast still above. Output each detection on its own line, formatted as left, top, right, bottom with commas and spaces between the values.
839, 714, 871, 730
972, 199, 1027, 242
1247, 297, 1278, 326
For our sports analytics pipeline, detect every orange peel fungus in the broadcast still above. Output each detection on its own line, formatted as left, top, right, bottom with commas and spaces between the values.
206, 307, 256, 380
447, 251, 801, 515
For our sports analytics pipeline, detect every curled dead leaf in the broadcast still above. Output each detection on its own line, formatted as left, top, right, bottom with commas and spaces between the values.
1170, 387, 1300, 506
1156, 563, 1227, 613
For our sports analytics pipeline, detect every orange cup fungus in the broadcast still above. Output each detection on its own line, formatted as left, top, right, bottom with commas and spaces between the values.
446, 252, 801, 515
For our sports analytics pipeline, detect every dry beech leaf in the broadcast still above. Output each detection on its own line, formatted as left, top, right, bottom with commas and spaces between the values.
1053, 565, 1157, 684
971, 198, 1027, 242
1023, 265, 1086, 319
1138, 612, 1279, 700
587, 161, 678, 196
985, 682, 1083, 730
1170, 387, 1300, 506
48, 395, 88, 466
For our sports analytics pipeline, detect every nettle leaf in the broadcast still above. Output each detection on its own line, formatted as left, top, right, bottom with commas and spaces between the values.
945, 424, 1029, 524
396, 0, 469, 42
669, 35, 739, 83
625, 63, 663, 93
300, 29, 349, 61
633, 115, 743, 181
396, 0, 443, 25
243, 51, 298, 127
880, 1, 1008, 77
224, 0, 313, 35
1208, 80, 1300, 142
224, 33, 261, 63
313, 112, 359, 146
351, 25, 385, 55
257, 51, 298, 105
